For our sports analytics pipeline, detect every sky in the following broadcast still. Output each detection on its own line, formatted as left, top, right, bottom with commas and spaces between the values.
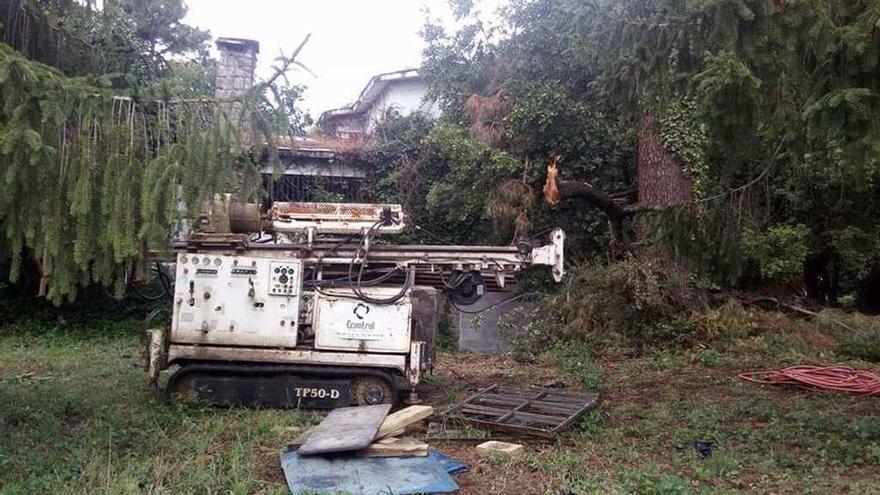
183, 0, 505, 118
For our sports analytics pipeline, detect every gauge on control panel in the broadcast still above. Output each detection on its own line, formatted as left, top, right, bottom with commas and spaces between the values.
269, 261, 302, 296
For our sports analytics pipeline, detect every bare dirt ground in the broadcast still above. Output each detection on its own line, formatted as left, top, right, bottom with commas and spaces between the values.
419, 353, 565, 495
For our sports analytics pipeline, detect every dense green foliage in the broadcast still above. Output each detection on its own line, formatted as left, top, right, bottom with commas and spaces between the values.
0, 2, 308, 303
3, 0, 880, 303
499, 258, 703, 356
0, 44, 263, 301
415, 0, 636, 253
742, 224, 810, 283
372, 0, 880, 296
2, 0, 210, 82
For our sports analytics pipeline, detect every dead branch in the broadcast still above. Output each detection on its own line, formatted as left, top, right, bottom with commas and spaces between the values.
256, 34, 312, 93
746, 296, 858, 333
543, 156, 634, 256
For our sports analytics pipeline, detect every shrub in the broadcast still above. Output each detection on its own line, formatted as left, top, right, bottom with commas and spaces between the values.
561, 258, 701, 351
827, 226, 880, 281
690, 298, 759, 342
742, 224, 809, 283
815, 309, 880, 362
507, 259, 701, 354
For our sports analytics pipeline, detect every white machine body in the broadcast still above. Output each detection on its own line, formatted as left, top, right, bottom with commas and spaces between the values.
313, 288, 412, 353
171, 253, 304, 348
148, 201, 566, 406
170, 253, 414, 355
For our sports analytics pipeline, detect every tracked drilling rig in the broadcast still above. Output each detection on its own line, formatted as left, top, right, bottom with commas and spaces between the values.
146, 197, 564, 408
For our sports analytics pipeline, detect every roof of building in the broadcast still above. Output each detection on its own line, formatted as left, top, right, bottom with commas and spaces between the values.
317, 69, 422, 125
275, 135, 371, 156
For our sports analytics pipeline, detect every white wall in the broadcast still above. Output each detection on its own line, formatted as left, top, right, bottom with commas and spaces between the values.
364, 79, 440, 133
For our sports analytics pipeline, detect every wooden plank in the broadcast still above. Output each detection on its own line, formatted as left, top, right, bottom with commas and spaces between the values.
495, 390, 547, 423
461, 404, 567, 425
550, 392, 600, 435
359, 437, 429, 458
298, 404, 392, 455
376, 405, 434, 439
481, 393, 583, 409
476, 396, 577, 413
441, 385, 496, 416
496, 389, 595, 403
475, 398, 577, 416
462, 418, 556, 439
384, 427, 406, 437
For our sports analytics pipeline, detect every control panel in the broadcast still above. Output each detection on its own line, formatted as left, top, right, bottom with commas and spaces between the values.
171, 253, 303, 348
269, 261, 302, 296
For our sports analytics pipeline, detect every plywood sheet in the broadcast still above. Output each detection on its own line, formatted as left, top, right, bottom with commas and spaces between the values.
297, 404, 391, 455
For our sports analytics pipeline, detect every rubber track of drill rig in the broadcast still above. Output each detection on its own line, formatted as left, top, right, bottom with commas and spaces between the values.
165, 363, 398, 408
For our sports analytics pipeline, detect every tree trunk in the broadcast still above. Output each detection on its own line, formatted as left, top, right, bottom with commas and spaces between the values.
638, 114, 693, 207
543, 115, 695, 258
636, 114, 694, 269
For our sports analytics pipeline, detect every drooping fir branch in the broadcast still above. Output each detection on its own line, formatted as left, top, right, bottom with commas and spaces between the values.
0, 39, 309, 302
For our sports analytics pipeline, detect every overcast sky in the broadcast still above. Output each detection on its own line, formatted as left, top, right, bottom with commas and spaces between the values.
183, 0, 505, 118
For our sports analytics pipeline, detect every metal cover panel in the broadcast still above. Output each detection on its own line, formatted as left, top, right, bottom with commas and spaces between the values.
313, 288, 412, 353
270, 201, 402, 221
297, 404, 391, 455
171, 254, 302, 348
166, 345, 408, 373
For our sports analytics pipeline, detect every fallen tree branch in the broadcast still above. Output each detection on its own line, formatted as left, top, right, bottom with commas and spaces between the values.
543, 155, 634, 256
746, 296, 858, 333
543, 156, 631, 217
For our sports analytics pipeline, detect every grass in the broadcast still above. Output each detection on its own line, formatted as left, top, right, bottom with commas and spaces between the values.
1, 303, 879, 494
0, 314, 317, 494
519, 310, 880, 495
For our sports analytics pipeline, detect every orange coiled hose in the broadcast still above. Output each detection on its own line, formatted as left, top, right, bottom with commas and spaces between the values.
739, 365, 880, 396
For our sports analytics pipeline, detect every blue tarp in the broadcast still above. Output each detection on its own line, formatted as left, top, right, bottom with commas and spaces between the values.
280, 450, 461, 495
427, 450, 468, 475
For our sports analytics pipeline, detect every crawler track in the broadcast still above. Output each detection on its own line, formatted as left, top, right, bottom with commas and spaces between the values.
166, 363, 397, 408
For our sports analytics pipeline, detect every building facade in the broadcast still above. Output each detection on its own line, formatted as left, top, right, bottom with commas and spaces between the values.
213, 38, 439, 202
318, 69, 439, 138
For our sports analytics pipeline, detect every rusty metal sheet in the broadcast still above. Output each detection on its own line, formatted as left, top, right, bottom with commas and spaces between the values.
270, 201, 402, 220
440, 384, 599, 438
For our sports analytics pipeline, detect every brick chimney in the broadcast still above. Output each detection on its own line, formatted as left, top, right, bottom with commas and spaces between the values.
215, 37, 260, 99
